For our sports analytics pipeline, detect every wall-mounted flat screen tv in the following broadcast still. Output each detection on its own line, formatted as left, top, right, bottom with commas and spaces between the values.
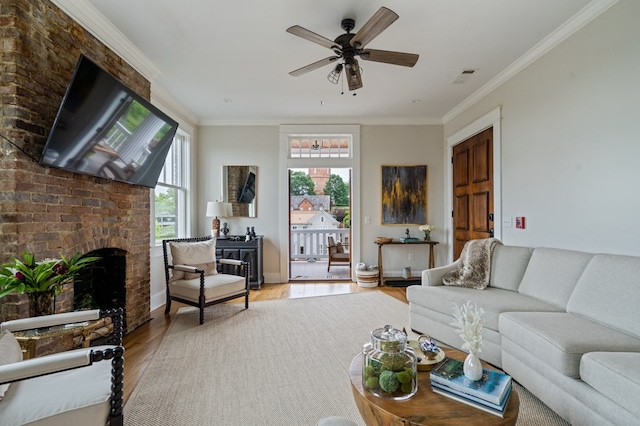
39, 54, 179, 188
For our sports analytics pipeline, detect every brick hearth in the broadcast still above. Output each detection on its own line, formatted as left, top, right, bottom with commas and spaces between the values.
0, 0, 153, 332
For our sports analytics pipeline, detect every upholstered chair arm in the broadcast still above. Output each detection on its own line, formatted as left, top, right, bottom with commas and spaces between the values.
171, 264, 203, 274
1, 309, 102, 333
421, 261, 459, 286
0, 348, 91, 385
1, 308, 124, 346
219, 259, 249, 278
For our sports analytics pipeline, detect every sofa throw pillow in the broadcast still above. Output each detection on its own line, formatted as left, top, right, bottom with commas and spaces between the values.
0, 330, 24, 399
169, 239, 218, 281
442, 238, 502, 289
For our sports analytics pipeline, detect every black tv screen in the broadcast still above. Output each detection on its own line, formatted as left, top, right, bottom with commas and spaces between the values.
39, 55, 179, 188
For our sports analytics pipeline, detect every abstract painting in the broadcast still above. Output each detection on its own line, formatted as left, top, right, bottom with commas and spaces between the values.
381, 165, 427, 225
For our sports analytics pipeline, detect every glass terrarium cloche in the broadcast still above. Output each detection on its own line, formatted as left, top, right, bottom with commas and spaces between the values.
362, 325, 418, 400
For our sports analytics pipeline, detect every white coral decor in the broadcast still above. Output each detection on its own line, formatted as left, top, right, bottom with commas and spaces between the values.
450, 301, 484, 354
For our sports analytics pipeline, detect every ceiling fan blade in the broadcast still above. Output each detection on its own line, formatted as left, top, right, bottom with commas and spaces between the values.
286, 25, 340, 50
349, 7, 399, 49
360, 49, 419, 67
346, 59, 363, 91
289, 56, 340, 77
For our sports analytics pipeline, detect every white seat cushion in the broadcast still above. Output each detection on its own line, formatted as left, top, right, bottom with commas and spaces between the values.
581, 352, 640, 419
169, 273, 246, 303
0, 345, 115, 426
500, 312, 640, 378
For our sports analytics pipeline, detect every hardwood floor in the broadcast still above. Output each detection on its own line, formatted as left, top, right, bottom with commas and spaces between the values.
122, 283, 408, 405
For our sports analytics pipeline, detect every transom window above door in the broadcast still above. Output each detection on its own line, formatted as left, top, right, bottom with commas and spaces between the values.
289, 136, 351, 158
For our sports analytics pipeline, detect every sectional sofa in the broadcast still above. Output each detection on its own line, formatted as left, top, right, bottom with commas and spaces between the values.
407, 245, 640, 426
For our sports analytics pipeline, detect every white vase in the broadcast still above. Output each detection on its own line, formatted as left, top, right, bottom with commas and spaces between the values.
463, 352, 483, 381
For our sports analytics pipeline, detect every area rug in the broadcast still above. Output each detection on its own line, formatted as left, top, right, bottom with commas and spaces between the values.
125, 292, 568, 426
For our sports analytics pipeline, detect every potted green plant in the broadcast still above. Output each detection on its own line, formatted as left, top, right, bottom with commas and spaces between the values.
0, 251, 100, 316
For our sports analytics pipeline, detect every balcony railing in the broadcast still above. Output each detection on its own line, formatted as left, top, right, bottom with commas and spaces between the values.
290, 229, 350, 261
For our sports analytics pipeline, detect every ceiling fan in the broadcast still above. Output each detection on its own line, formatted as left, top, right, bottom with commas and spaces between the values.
286, 7, 419, 91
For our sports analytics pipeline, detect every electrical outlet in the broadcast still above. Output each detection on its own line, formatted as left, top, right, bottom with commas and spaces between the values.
364, 216, 371, 224
408, 253, 414, 261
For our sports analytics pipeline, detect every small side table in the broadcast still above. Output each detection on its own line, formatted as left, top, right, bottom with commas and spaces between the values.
375, 240, 439, 286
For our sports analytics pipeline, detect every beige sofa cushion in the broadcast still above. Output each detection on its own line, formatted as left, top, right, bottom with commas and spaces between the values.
169, 239, 218, 281
500, 312, 640, 378
407, 285, 562, 333
567, 254, 640, 338
581, 352, 640, 419
489, 245, 534, 291
518, 248, 593, 309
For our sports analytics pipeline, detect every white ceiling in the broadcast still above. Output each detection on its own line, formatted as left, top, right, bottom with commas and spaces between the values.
58, 0, 608, 125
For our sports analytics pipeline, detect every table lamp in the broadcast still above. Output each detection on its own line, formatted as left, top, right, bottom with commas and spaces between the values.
206, 201, 227, 237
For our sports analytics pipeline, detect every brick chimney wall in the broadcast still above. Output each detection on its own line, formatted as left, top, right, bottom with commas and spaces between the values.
0, 0, 152, 331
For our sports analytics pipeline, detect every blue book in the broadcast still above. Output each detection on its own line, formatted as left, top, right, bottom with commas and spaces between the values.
431, 380, 512, 411
430, 383, 510, 418
400, 237, 420, 243
429, 357, 512, 405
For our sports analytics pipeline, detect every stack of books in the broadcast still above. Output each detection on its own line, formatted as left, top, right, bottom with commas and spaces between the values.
429, 357, 513, 417
400, 237, 420, 243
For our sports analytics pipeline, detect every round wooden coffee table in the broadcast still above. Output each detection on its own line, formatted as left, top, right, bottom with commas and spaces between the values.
349, 348, 519, 425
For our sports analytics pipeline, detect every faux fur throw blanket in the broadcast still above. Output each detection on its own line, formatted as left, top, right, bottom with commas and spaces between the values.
442, 238, 502, 289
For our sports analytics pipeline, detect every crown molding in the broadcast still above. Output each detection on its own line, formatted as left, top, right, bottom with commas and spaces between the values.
151, 85, 200, 131
49, 0, 161, 80
199, 116, 443, 127
442, 0, 619, 124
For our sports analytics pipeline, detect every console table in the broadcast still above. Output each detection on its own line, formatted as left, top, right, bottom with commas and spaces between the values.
375, 240, 439, 286
216, 236, 264, 289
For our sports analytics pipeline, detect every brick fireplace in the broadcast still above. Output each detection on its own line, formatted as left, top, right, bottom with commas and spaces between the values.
0, 0, 153, 332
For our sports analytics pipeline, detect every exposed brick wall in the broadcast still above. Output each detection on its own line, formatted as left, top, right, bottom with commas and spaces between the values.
0, 0, 152, 331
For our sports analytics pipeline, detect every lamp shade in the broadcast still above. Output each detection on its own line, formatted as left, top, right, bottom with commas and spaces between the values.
206, 201, 227, 218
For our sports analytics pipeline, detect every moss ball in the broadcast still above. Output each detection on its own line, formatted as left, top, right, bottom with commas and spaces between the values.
379, 370, 400, 393
364, 365, 377, 378
366, 376, 379, 390
395, 371, 411, 384
401, 382, 413, 393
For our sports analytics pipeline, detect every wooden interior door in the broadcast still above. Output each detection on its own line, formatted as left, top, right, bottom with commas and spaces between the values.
452, 128, 494, 260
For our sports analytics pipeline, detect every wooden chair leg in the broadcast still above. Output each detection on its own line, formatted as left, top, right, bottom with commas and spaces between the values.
199, 294, 205, 325
164, 297, 171, 314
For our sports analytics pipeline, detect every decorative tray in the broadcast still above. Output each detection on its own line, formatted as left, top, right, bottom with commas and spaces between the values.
408, 340, 445, 371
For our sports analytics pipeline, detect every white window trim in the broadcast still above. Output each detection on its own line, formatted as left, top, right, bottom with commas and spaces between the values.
151, 128, 191, 246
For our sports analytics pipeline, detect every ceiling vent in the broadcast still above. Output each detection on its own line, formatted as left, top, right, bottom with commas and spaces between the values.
452, 69, 478, 84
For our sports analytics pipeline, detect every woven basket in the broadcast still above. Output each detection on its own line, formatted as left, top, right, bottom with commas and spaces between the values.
375, 237, 393, 244
356, 270, 379, 288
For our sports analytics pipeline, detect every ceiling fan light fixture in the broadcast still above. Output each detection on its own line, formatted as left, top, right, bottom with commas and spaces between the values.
327, 63, 343, 84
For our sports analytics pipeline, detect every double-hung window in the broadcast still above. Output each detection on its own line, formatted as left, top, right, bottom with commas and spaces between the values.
154, 130, 189, 244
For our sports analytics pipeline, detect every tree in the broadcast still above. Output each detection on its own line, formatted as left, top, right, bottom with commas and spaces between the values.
290, 171, 316, 195
155, 188, 176, 214
324, 174, 349, 206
